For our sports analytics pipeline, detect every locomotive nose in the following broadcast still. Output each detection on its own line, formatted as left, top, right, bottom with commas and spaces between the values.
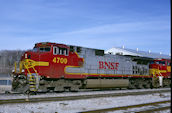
22, 51, 33, 61
25, 53, 31, 59
24, 52, 31, 59
149, 64, 158, 69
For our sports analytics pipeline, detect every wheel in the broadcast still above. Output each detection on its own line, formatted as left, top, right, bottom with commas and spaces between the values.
128, 79, 136, 89
5, 91, 10, 94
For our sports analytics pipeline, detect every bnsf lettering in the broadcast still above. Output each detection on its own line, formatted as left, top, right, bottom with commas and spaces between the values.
99, 61, 119, 70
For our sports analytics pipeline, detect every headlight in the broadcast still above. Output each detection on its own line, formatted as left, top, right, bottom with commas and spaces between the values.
22, 69, 25, 72
25, 54, 27, 58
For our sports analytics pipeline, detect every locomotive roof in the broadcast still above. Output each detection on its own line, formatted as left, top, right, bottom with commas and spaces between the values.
35, 42, 69, 48
35, 42, 170, 59
35, 42, 105, 52
105, 47, 171, 59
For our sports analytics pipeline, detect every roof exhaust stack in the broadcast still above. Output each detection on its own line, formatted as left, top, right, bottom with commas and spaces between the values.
122, 45, 125, 49
136, 48, 139, 52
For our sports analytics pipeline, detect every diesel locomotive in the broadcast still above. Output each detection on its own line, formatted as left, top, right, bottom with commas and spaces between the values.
12, 42, 171, 93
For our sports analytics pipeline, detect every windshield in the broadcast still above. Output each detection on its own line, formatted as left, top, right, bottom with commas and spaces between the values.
39, 47, 51, 52
32, 47, 51, 52
149, 61, 155, 64
32, 47, 38, 52
155, 61, 166, 65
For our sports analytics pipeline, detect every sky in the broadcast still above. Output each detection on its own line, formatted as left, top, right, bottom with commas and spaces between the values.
0, 0, 171, 55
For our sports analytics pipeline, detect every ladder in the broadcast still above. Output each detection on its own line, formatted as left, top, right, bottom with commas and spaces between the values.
29, 74, 37, 92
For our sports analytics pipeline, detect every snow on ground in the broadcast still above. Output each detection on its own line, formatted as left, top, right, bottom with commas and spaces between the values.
0, 92, 170, 113
108, 102, 171, 113
0, 88, 170, 100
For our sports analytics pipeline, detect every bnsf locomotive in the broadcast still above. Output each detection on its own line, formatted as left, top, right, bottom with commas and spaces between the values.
12, 42, 171, 93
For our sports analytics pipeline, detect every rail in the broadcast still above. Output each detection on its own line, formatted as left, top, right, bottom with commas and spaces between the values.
0, 89, 170, 105
80, 100, 171, 113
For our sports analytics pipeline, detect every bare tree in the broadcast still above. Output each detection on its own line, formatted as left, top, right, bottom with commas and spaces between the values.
0, 50, 25, 74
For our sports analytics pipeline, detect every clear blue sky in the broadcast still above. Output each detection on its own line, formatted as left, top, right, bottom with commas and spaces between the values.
0, 0, 171, 55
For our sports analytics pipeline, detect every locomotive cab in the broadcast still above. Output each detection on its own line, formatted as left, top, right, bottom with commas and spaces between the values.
149, 59, 171, 78
149, 59, 171, 87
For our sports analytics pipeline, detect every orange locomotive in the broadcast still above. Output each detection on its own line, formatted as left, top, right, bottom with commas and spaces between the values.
12, 42, 171, 93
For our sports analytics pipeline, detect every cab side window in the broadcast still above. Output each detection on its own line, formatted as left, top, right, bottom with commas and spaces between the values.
59, 48, 68, 55
53, 46, 68, 56
53, 46, 59, 55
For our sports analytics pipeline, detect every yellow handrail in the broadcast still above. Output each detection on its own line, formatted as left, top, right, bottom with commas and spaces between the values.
14, 62, 17, 73
19, 61, 23, 73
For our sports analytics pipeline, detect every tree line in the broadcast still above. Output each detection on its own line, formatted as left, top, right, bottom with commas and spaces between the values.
0, 50, 25, 74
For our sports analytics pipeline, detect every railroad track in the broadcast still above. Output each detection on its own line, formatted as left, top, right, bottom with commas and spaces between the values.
0, 87, 170, 96
80, 100, 171, 113
0, 89, 170, 105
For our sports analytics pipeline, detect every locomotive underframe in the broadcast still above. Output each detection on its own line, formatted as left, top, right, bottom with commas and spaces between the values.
12, 74, 171, 93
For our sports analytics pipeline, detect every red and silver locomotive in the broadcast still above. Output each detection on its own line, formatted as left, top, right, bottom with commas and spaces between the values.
12, 42, 171, 93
